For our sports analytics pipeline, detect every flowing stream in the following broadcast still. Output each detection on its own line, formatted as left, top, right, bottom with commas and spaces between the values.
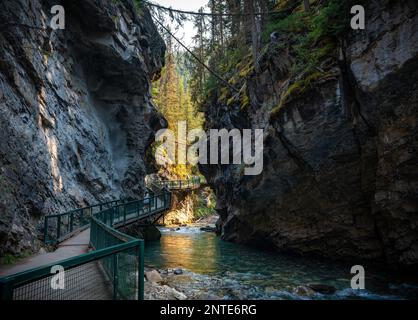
144, 226, 418, 300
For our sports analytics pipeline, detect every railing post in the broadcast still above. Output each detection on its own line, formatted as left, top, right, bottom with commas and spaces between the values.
57, 216, 61, 241
70, 212, 74, 233
0, 280, 13, 300
113, 254, 118, 300
44, 217, 48, 244
138, 241, 144, 300
80, 210, 84, 226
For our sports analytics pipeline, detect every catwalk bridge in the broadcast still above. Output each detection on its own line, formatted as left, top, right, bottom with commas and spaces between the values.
0, 177, 203, 300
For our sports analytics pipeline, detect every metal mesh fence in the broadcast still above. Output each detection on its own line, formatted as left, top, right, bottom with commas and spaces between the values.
90, 217, 141, 300
13, 260, 113, 300
0, 242, 142, 301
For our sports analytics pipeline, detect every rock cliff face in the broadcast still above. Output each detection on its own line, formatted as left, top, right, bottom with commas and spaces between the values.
0, 0, 165, 255
201, 0, 418, 268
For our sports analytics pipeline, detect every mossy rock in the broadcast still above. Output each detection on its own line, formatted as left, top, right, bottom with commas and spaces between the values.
270, 71, 337, 120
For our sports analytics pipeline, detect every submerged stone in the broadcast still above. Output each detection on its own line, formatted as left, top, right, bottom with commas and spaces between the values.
307, 284, 337, 294
174, 268, 183, 275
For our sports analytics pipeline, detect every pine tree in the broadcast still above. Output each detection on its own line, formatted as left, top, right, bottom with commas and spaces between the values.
152, 41, 204, 178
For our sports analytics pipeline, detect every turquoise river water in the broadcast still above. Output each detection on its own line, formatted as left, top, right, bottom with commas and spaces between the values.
144, 227, 418, 300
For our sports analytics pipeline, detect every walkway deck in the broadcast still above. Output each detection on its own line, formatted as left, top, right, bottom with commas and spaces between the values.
0, 230, 90, 277
0, 230, 114, 300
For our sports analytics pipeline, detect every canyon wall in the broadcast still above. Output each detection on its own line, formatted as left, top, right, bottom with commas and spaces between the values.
0, 0, 165, 255
201, 0, 418, 268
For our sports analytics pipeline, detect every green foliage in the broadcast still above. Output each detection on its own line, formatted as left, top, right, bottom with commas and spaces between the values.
215, 49, 252, 109
154, 0, 358, 123
195, 192, 216, 219
1, 250, 32, 265
133, 0, 143, 15
193, 0, 355, 117
261, 0, 357, 117
218, 47, 249, 75
152, 50, 204, 179
264, 0, 353, 78
264, 11, 307, 40
203, 74, 219, 99
1, 254, 16, 265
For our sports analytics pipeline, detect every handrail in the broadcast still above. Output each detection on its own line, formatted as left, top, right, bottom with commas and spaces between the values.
44, 199, 125, 244
152, 176, 202, 190
0, 240, 140, 295
0, 190, 172, 300
44, 191, 173, 245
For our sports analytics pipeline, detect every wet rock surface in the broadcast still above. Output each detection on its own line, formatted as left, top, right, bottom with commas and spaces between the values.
200, 0, 418, 268
144, 266, 409, 300
144, 268, 188, 300
0, 0, 165, 255
200, 226, 217, 233
145, 270, 163, 283
307, 284, 337, 295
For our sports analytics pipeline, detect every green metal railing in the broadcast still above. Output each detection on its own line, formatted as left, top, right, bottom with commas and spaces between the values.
0, 191, 172, 300
89, 216, 142, 300
44, 199, 125, 245
0, 239, 142, 300
155, 176, 202, 190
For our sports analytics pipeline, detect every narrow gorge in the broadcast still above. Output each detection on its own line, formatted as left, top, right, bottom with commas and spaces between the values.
0, 0, 417, 302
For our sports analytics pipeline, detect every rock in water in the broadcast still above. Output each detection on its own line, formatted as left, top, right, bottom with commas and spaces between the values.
200, 226, 217, 232
172, 289, 187, 300
293, 286, 316, 297
145, 270, 163, 283
307, 284, 337, 295
174, 268, 183, 275
144, 282, 188, 300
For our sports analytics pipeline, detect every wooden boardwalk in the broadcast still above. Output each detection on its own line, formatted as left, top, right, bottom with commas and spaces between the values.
0, 230, 91, 277
0, 230, 113, 300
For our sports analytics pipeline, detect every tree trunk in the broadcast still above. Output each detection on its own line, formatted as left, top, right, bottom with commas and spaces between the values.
244, 0, 261, 72
303, 0, 310, 12
226, 0, 241, 36
259, 0, 269, 31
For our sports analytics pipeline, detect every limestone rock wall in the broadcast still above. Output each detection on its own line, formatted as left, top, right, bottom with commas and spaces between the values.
201, 0, 418, 268
0, 0, 166, 255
